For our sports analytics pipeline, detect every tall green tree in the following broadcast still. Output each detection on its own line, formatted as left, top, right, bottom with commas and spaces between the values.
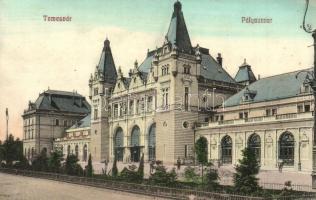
112, 153, 118, 177
137, 153, 144, 179
32, 148, 49, 171
1, 134, 24, 166
65, 154, 83, 176
233, 147, 261, 194
195, 137, 208, 165
48, 150, 63, 173
86, 154, 93, 177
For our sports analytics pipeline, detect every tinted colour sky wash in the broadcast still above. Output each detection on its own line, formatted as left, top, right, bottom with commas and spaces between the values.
0, 0, 316, 140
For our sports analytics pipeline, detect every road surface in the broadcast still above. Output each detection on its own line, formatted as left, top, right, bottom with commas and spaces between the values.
0, 172, 166, 200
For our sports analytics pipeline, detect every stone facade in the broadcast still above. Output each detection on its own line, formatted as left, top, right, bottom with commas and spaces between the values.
196, 73, 314, 173
88, 1, 241, 164
22, 90, 90, 160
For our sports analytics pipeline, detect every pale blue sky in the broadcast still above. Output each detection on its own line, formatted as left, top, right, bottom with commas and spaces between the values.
1, 0, 316, 38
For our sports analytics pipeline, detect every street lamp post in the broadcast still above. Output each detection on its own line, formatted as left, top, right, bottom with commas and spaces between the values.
301, 0, 316, 188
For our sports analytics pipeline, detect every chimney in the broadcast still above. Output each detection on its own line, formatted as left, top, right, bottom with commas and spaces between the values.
216, 53, 223, 67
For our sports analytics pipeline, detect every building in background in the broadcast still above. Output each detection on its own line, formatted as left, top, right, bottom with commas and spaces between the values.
54, 114, 91, 162
22, 90, 90, 160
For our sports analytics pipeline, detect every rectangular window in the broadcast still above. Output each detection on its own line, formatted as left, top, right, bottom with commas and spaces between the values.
55, 119, 59, 126
305, 104, 311, 112
272, 108, 277, 115
147, 96, 153, 112
239, 112, 244, 119
94, 109, 98, 120
244, 112, 248, 119
184, 145, 188, 158
220, 115, 224, 121
64, 120, 68, 127
129, 100, 134, 115
114, 104, 118, 118
184, 87, 189, 111
297, 104, 304, 113
266, 109, 271, 116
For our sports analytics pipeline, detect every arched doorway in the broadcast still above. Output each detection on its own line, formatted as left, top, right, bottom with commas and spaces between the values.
83, 144, 88, 161
114, 127, 124, 161
248, 133, 261, 162
221, 135, 232, 164
148, 123, 156, 161
130, 126, 141, 162
279, 132, 295, 166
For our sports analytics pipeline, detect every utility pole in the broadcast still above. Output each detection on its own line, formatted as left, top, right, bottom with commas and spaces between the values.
6, 108, 9, 140
301, 0, 316, 188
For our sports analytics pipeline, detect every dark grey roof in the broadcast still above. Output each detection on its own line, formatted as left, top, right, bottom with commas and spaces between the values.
235, 61, 256, 83
138, 49, 236, 84
138, 51, 154, 73
68, 114, 91, 130
200, 53, 236, 83
97, 39, 117, 84
166, 1, 192, 54
30, 90, 91, 114
224, 68, 312, 107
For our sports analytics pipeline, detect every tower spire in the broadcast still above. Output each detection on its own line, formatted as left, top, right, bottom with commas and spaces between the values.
166, 1, 192, 54
96, 37, 117, 84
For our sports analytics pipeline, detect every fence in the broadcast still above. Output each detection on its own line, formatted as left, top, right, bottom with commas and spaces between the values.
1, 168, 316, 200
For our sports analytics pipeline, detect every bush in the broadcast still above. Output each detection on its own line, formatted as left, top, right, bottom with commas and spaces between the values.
32, 149, 48, 171
48, 150, 63, 173
65, 154, 83, 176
184, 166, 199, 183
13, 156, 30, 170
149, 165, 177, 186
86, 154, 93, 177
120, 165, 142, 183
204, 168, 220, 190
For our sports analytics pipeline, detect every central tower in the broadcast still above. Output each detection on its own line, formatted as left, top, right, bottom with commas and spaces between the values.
89, 38, 117, 162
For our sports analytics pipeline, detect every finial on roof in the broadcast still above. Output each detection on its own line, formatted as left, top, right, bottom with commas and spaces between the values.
134, 60, 138, 69
104, 37, 110, 46
174, 0, 182, 12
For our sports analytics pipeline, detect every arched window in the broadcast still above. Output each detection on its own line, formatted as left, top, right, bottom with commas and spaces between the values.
131, 126, 140, 146
67, 145, 71, 156
31, 147, 35, 159
75, 145, 79, 158
148, 123, 156, 161
131, 126, 141, 162
221, 135, 232, 164
248, 134, 261, 162
279, 132, 295, 166
27, 148, 30, 160
83, 144, 88, 162
114, 127, 124, 161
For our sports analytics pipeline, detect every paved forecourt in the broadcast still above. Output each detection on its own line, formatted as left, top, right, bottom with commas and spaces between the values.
0, 172, 164, 200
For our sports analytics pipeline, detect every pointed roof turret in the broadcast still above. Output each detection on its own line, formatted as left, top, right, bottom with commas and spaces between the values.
96, 37, 117, 84
166, 1, 192, 54
235, 58, 257, 85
